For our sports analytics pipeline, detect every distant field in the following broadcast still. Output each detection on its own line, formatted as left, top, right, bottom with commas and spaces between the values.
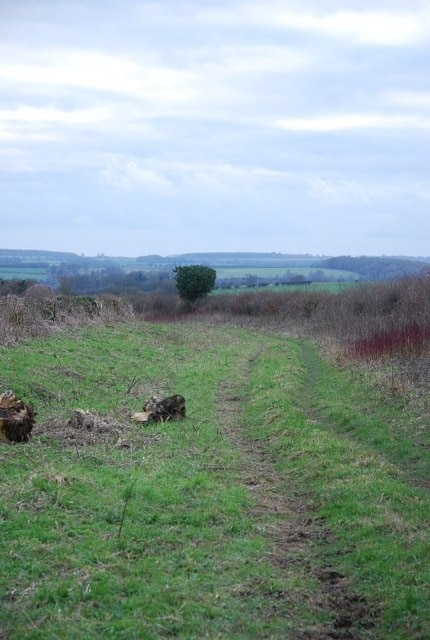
121, 264, 163, 273
215, 266, 359, 280
0, 254, 361, 289
114, 258, 145, 270
0, 252, 77, 266
276, 281, 361, 293
0, 267, 49, 281
214, 282, 361, 295
273, 281, 362, 293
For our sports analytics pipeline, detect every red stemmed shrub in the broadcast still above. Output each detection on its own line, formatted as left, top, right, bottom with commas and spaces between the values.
350, 323, 430, 358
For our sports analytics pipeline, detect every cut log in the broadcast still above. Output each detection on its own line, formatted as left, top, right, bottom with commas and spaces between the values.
132, 411, 153, 423
132, 394, 186, 423
0, 390, 35, 443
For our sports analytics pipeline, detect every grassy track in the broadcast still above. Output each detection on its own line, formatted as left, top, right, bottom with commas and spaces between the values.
0, 323, 428, 639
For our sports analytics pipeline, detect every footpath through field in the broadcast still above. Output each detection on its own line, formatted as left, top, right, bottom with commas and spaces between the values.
0, 323, 428, 639
218, 340, 378, 639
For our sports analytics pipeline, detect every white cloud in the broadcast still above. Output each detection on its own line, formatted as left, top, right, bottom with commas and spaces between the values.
100, 154, 176, 194
0, 49, 197, 106
0, 106, 111, 125
97, 155, 430, 214
202, 4, 430, 47
0, 126, 63, 142
193, 45, 309, 75
274, 113, 430, 132
277, 10, 427, 46
309, 177, 368, 205
308, 177, 377, 205
97, 154, 311, 204
0, 45, 301, 123
308, 176, 430, 206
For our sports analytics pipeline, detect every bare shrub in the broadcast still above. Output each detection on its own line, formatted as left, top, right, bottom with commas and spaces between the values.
95, 294, 134, 323
313, 275, 430, 351
197, 276, 430, 361
24, 285, 58, 322
127, 293, 182, 321
0, 294, 54, 344
203, 289, 330, 326
0, 290, 134, 345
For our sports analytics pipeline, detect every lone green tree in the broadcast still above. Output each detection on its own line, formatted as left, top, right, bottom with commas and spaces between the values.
174, 265, 216, 303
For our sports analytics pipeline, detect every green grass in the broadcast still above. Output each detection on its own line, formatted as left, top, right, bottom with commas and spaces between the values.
244, 339, 430, 639
0, 323, 428, 638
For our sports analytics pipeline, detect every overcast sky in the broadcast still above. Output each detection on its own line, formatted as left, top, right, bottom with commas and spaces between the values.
1, 1, 429, 257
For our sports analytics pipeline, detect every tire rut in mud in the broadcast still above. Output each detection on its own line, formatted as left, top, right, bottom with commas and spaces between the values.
218, 352, 378, 639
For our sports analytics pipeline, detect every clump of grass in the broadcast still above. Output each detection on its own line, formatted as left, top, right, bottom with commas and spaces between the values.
117, 478, 138, 540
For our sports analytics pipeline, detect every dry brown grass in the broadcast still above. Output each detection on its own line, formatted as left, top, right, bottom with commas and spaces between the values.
0, 286, 134, 345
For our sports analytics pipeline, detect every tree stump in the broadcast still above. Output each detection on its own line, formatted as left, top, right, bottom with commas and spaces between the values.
0, 390, 35, 443
132, 394, 186, 423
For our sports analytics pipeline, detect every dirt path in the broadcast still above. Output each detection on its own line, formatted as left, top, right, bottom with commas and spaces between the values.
218, 346, 378, 639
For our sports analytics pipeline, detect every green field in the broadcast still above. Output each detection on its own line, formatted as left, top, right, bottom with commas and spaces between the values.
215, 267, 359, 280
0, 253, 360, 285
213, 281, 362, 294
0, 323, 428, 638
0, 267, 50, 281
